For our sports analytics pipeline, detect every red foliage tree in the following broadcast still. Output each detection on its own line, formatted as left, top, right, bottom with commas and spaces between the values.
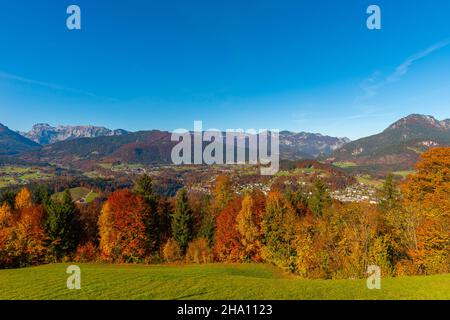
213, 197, 244, 262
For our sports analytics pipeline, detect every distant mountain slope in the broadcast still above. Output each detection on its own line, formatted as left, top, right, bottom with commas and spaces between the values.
280, 131, 350, 159
21, 130, 175, 167
21, 123, 129, 145
0, 124, 40, 156
330, 114, 450, 169
18, 128, 350, 167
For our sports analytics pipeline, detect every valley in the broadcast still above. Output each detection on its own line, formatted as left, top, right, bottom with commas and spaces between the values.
1, 113, 448, 204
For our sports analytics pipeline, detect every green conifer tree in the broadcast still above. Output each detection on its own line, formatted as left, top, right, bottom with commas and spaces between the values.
45, 190, 80, 261
171, 189, 193, 253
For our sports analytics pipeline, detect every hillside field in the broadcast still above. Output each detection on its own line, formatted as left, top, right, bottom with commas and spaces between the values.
0, 263, 448, 300
52, 187, 99, 203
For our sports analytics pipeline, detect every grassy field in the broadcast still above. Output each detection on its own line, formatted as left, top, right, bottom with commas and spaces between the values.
52, 187, 99, 203
333, 162, 358, 168
393, 170, 414, 179
0, 263, 448, 300
0, 166, 54, 188
356, 174, 384, 188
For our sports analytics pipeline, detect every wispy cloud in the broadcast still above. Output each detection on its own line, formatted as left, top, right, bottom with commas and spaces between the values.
356, 40, 450, 103
0, 70, 117, 101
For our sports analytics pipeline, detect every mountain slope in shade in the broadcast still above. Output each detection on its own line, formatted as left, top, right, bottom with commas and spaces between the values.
330, 114, 450, 169
21, 129, 350, 167
21, 123, 129, 145
0, 123, 40, 156
21, 130, 176, 167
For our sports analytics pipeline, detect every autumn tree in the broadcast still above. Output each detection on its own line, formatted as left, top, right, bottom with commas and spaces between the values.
14, 205, 48, 266
236, 191, 264, 261
15, 188, 32, 211
211, 175, 233, 214
78, 200, 102, 245
171, 189, 193, 253
401, 147, 450, 274
0, 203, 13, 268
293, 213, 328, 278
0, 203, 12, 228
329, 202, 388, 278
261, 191, 298, 271
98, 189, 150, 262
214, 198, 244, 262
162, 238, 182, 262
186, 238, 212, 264
188, 192, 210, 236
1, 198, 47, 268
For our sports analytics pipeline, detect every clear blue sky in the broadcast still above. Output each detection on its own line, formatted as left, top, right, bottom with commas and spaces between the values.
1, 0, 450, 140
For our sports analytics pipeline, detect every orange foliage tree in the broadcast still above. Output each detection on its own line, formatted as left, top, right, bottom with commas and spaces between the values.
0, 194, 47, 268
98, 189, 150, 263
214, 197, 244, 262
401, 147, 450, 274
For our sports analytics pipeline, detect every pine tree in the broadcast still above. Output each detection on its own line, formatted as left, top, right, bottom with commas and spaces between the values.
285, 187, 310, 217
379, 173, 400, 212
0, 189, 17, 208
32, 185, 50, 206
171, 189, 193, 253
45, 190, 80, 261
134, 175, 160, 252
308, 180, 332, 217
134, 174, 158, 209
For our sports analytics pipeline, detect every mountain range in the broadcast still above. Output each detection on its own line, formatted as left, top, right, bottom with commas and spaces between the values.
329, 114, 450, 169
1, 114, 449, 171
279, 131, 350, 159
21, 123, 129, 145
1, 123, 351, 160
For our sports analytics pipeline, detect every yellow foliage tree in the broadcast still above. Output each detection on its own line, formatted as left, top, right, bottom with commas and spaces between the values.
261, 191, 298, 271
163, 238, 182, 262
0, 203, 12, 228
211, 175, 233, 214
236, 193, 263, 261
15, 188, 32, 211
185, 238, 212, 264
98, 202, 114, 260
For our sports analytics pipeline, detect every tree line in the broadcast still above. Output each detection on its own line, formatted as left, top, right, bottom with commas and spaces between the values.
1, 148, 449, 278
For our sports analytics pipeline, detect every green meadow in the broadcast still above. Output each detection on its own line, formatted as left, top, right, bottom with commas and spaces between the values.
0, 166, 54, 188
0, 263, 448, 300
52, 187, 99, 203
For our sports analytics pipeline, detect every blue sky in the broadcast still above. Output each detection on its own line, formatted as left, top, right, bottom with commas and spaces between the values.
0, 0, 450, 140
